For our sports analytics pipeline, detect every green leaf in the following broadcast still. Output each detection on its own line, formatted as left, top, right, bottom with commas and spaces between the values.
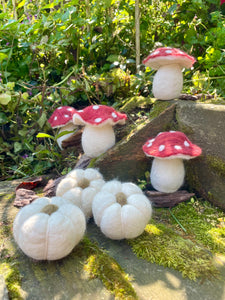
14, 142, 22, 153
0, 53, 8, 62
6, 82, 15, 90
56, 130, 75, 139
126, 59, 135, 64
0, 94, 11, 105
107, 54, 119, 62
22, 92, 29, 100
168, 4, 177, 14
18, 129, 28, 137
36, 133, 54, 139
17, 0, 26, 8
0, 112, 8, 124
37, 112, 47, 129
41, 3, 55, 9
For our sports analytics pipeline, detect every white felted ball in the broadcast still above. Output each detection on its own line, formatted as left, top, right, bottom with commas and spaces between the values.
92, 180, 152, 240
56, 168, 105, 219
13, 196, 86, 260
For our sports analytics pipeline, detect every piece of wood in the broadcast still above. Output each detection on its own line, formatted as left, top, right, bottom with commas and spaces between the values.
179, 93, 214, 101
13, 188, 39, 207
145, 190, 195, 208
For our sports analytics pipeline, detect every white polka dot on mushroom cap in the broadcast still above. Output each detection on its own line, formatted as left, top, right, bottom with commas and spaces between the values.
54, 116, 57, 121
95, 117, 102, 123
93, 105, 100, 110
174, 145, 182, 150
78, 109, 83, 112
64, 114, 69, 118
159, 145, 165, 152
57, 107, 62, 110
184, 141, 190, 147
147, 138, 155, 147
67, 108, 73, 111
112, 112, 117, 118
165, 50, 172, 54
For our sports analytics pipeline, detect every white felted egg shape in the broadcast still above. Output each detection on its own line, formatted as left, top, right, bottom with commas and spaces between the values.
56, 168, 105, 219
92, 180, 152, 240
13, 196, 86, 261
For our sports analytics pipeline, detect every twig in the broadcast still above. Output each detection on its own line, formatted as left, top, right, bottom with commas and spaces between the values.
169, 208, 187, 233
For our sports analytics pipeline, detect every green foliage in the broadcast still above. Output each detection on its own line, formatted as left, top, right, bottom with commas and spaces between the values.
0, 0, 224, 179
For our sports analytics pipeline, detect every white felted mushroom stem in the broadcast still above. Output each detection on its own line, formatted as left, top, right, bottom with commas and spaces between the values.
152, 64, 183, 100
57, 123, 77, 150
150, 157, 185, 193
81, 124, 115, 157
13, 197, 86, 260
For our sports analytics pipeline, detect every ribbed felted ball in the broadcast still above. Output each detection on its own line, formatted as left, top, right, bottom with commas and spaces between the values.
92, 180, 152, 240
13, 196, 86, 260
56, 168, 105, 219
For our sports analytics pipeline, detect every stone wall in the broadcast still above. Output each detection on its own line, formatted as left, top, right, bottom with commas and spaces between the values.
176, 101, 225, 209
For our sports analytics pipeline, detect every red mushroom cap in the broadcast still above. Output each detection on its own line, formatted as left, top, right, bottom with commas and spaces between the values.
48, 106, 77, 128
72, 105, 127, 127
142, 47, 196, 70
142, 131, 202, 160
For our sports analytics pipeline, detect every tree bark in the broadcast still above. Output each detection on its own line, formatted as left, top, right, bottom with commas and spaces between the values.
145, 190, 195, 208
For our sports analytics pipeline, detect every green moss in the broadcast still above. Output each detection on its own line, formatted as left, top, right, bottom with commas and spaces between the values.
88, 157, 100, 168
0, 223, 11, 237
120, 96, 154, 113
74, 237, 138, 299
167, 199, 225, 253
128, 221, 218, 281
148, 100, 174, 120
0, 262, 23, 299
206, 155, 225, 178
128, 198, 225, 280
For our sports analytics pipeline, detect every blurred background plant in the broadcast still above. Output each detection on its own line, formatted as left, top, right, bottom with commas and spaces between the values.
0, 0, 224, 180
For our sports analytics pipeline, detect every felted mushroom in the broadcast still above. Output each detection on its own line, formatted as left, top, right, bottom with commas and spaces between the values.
72, 105, 127, 157
142, 131, 202, 193
48, 106, 77, 149
143, 47, 196, 100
